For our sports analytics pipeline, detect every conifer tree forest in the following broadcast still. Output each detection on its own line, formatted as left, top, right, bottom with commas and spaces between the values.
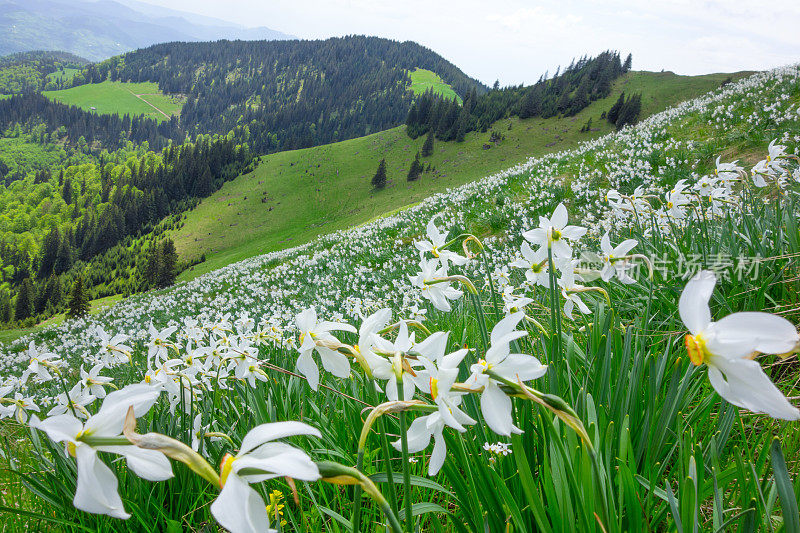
405, 51, 630, 140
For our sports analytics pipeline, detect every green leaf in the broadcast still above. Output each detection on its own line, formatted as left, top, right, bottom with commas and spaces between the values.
770, 438, 800, 533
318, 506, 353, 532
370, 472, 456, 499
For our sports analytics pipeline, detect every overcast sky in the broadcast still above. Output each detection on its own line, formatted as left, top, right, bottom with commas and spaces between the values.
136, 0, 800, 86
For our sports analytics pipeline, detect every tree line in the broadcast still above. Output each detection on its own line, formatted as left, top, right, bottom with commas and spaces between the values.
0, 93, 185, 151
405, 52, 631, 140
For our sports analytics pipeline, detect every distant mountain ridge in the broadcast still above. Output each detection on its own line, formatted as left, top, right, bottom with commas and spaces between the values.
0, 0, 294, 61
79, 36, 487, 152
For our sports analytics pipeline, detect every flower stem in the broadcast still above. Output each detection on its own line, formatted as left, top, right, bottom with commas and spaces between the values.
397, 378, 413, 532
54, 370, 78, 418
546, 245, 561, 393
351, 449, 365, 532
481, 252, 502, 319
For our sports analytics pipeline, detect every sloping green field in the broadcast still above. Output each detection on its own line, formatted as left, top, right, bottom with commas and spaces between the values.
173, 70, 745, 280
408, 67, 462, 102
43, 80, 184, 122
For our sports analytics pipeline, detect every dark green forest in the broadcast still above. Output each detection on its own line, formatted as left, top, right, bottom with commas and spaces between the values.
405, 51, 630, 140
77, 36, 487, 152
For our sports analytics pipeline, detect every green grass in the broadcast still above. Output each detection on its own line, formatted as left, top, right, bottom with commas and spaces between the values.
174, 70, 745, 280
43, 81, 185, 122
46, 67, 81, 84
0, 294, 122, 345
408, 68, 461, 102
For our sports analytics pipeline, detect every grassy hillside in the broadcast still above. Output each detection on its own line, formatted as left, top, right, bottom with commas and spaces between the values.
173, 70, 745, 280
42, 80, 185, 122
1, 65, 798, 532
408, 67, 462, 102
45, 67, 80, 84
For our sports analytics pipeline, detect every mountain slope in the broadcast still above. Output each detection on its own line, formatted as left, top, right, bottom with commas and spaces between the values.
171, 70, 747, 279
82, 36, 487, 151
0, 0, 293, 61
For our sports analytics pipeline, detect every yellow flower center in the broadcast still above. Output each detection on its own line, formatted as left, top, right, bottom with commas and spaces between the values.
430, 377, 439, 400
685, 334, 711, 366
667, 201, 674, 208
431, 247, 440, 258
478, 358, 492, 372
549, 228, 562, 242
219, 453, 235, 488
67, 441, 77, 458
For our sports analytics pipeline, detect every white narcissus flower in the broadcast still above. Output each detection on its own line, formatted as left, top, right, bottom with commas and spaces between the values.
693, 175, 717, 197
1, 391, 40, 423
295, 307, 356, 390
466, 312, 547, 436
80, 364, 114, 399
599, 233, 638, 284
369, 320, 418, 402
410, 259, 463, 312
396, 350, 475, 476
501, 286, 533, 315
522, 202, 587, 259
415, 216, 468, 267
96, 327, 132, 366
212, 422, 321, 533
510, 241, 550, 287
48, 383, 95, 418
147, 324, 178, 368
679, 271, 800, 420
354, 308, 393, 378
21, 341, 62, 384
558, 266, 591, 318
31, 384, 173, 519
714, 156, 743, 188
664, 179, 690, 219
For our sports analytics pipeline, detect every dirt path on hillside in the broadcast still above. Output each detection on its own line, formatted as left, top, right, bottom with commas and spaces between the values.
127, 89, 171, 120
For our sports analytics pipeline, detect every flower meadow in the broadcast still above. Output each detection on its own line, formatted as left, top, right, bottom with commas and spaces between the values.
1, 66, 800, 532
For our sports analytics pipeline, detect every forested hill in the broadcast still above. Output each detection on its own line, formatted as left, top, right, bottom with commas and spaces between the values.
0, 51, 88, 94
406, 51, 632, 140
79, 36, 487, 152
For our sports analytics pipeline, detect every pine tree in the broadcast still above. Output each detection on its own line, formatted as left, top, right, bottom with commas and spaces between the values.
14, 278, 34, 321
407, 152, 422, 181
37, 228, 61, 278
622, 53, 633, 73
142, 243, 161, 287
421, 130, 434, 157
67, 276, 90, 319
61, 177, 73, 204
54, 237, 73, 275
157, 239, 178, 288
371, 158, 387, 189
606, 92, 625, 124
0, 291, 10, 323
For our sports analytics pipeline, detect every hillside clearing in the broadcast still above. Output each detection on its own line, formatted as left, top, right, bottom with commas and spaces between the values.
408, 67, 462, 102
43, 81, 184, 122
